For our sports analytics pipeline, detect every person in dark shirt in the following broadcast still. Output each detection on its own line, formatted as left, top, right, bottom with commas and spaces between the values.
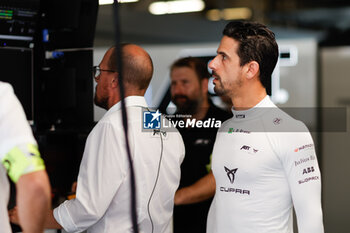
170, 57, 231, 233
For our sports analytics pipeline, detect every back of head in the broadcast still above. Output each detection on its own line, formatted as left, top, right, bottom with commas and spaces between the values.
223, 20, 279, 89
170, 57, 210, 82
109, 44, 154, 92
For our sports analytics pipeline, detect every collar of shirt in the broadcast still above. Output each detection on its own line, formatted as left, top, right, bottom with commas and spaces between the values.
103, 96, 148, 119
230, 95, 276, 122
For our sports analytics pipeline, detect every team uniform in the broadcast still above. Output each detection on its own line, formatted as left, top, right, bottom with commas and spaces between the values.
174, 102, 231, 233
207, 95, 324, 233
54, 96, 185, 233
0, 82, 45, 233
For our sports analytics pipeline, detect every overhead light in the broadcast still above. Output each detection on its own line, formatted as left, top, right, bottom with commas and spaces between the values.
99, 0, 138, 5
206, 7, 252, 21
149, 0, 205, 15
206, 9, 221, 21
118, 0, 138, 2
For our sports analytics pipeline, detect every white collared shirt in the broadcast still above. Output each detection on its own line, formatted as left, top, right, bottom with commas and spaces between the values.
0, 82, 37, 233
54, 96, 185, 233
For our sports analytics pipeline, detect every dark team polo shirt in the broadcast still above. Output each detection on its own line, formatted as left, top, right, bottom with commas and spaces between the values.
173, 102, 232, 233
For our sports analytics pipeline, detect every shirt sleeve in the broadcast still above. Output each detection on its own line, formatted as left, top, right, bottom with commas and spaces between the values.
0, 83, 36, 158
278, 123, 324, 233
0, 83, 44, 183
54, 121, 128, 232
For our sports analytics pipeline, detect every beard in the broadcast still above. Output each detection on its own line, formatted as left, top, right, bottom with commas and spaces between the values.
94, 93, 109, 110
172, 95, 201, 115
213, 72, 227, 96
213, 71, 242, 96
214, 79, 226, 96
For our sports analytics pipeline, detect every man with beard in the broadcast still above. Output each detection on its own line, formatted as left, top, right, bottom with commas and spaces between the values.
207, 21, 323, 233
11, 44, 185, 233
170, 57, 231, 233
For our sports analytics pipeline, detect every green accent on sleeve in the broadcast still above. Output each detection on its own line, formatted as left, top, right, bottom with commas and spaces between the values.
1, 144, 45, 183
206, 153, 213, 173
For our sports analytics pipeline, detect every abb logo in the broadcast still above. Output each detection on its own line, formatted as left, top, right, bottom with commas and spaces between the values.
302, 166, 315, 175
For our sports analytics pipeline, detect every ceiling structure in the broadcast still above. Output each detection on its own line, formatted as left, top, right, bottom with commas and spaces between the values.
94, 0, 350, 46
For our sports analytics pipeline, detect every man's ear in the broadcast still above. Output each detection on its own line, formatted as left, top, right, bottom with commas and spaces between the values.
111, 73, 119, 88
245, 61, 259, 80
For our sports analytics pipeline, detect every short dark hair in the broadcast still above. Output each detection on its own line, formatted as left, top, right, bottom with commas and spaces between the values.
223, 20, 279, 89
170, 57, 210, 82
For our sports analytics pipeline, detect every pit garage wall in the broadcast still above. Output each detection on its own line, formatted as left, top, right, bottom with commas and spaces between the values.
321, 46, 350, 233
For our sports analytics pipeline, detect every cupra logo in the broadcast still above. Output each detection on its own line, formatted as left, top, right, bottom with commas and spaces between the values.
224, 166, 238, 184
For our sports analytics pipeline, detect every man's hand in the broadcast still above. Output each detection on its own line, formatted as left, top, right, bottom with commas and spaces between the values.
71, 181, 77, 193
9, 206, 20, 225
174, 172, 216, 205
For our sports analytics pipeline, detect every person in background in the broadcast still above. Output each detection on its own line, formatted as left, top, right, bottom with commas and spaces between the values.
170, 57, 231, 233
1, 81, 51, 233
207, 20, 324, 233
10, 44, 185, 233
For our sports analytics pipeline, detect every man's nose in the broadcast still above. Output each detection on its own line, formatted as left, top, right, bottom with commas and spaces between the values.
171, 83, 185, 96
208, 56, 217, 71
94, 74, 100, 82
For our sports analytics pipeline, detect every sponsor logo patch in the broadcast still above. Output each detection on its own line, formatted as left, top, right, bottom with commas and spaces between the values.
234, 114, 246, 119
302, 166, 315, 175
294, 144, 314, 152
273, 117, 283, 125
221, 166, 250, 195
224, 166, 238, 184
228, 128, 251, 134
294, 155, 316, 167
240, 145, 259, 154
298, 176, 319, 184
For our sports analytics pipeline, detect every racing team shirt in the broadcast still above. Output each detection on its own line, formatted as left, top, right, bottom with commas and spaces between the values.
207, 95, 324, 233
0, 82, 37, 233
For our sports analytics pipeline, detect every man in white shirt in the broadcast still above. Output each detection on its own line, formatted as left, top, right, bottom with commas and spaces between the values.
25, 43, 185, 233
207, 21, 324, 233
1, 81, 51, 233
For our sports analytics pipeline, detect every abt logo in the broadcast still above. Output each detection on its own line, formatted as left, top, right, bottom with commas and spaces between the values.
240, 145, 259, 154
143, 110, 161, 129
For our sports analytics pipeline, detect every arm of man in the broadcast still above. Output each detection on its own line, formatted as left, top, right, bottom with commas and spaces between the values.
9, 192, 61, 230
44, 209, 62, 229
1, 83, 51, 233
5, 145, 51, 233
174, 171, 215, 205
281, 128, 324, 233
52, 122, 126, 232
16, 170, 52, 233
